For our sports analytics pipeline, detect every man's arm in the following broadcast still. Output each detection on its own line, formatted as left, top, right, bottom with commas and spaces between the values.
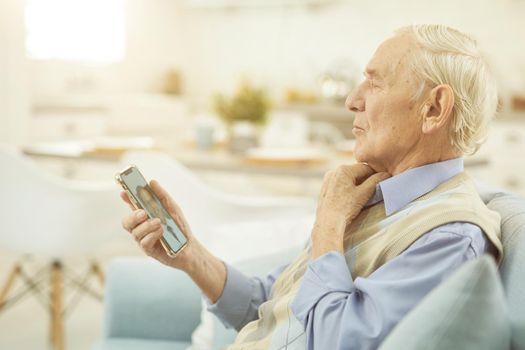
121, 181, 230, 303
291, 222, 491, 350
207, 261, 289, 331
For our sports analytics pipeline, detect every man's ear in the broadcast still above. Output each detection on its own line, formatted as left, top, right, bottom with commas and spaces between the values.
421, 84, 454, 134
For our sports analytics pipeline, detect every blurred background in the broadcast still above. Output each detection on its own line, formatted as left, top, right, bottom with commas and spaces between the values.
1, 0, 525, 349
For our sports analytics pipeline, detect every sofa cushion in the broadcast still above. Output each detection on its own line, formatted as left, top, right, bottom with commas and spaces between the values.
104, 258, 202, 342
379, 255, 511, 350
487, 193, 525, 349
213, 315, 238, 349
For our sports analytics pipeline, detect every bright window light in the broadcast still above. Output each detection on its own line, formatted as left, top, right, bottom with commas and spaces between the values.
25, 0, 126, 63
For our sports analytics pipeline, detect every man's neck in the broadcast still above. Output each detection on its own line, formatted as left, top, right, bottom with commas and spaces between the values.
381, 148, 460, 176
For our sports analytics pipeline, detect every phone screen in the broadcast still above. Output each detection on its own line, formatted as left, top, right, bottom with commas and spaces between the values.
120, 167, 187, 254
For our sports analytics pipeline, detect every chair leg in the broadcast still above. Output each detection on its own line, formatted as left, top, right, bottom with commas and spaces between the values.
90, 262, 105, 287
2, 259, 103, 349
50, 261, 64, 350
0, 264, 22, 309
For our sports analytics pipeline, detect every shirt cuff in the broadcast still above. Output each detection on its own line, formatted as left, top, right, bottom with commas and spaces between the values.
291, 251, 355, 325
206, 262, 254, 329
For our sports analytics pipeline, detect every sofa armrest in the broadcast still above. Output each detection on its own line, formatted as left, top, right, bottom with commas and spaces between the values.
103, 257, 202, 342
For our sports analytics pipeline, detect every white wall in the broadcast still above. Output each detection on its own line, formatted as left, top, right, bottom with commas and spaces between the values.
0, 1, 7, 142
174, 0, 525, 105
0, 0, 29, 145
30, 0, 186, 98
27, 0, 525, 109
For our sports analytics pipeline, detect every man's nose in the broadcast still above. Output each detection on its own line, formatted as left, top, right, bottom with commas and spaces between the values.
345, 86, 365, 112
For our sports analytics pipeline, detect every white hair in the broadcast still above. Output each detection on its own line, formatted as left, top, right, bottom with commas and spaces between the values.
396, 24, 499, 155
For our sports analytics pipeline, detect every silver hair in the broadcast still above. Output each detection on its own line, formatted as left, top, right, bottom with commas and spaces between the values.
396, 24, 499, 155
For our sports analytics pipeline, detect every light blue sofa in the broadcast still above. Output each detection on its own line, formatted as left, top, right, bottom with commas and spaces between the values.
93, 189, 525, 350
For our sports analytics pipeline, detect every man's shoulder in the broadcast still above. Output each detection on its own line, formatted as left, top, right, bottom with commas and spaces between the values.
413, 221, 489, 256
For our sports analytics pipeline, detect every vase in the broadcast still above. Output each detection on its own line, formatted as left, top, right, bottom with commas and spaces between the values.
227, 121, 260, 154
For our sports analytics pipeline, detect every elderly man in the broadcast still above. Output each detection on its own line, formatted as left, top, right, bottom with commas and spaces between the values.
121, 24, 503, 349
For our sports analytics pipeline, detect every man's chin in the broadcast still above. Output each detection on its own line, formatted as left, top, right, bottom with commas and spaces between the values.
353, 151, 382, 172
353, 146, 367, 163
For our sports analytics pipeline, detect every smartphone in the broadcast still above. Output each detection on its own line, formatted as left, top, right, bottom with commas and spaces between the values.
115, 165, 188, 257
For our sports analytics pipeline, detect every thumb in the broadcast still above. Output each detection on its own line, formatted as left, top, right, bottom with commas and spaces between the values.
149, 180, 191, 236
149, 180, 172, 211
360, 172, 390, 194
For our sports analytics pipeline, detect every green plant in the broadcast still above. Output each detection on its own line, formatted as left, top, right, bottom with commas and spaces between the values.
213, 82, 270, 126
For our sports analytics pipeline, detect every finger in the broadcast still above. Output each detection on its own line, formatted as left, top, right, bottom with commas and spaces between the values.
132, 218, 161, 242
149, 180, 175, 213
120, 191, 136, 211
122, 209, 148, 232
320, 170, 333, 198
359, 172, 391, 194
351, 173, 389, 211
150, 180, 190, 233
350, 163, 376, 183
140, 228, 164, 254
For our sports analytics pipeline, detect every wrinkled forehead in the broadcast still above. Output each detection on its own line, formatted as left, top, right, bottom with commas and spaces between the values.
365, 33, 417, 80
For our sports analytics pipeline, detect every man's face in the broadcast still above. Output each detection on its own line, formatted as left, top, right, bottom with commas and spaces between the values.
346, 34, 424, 173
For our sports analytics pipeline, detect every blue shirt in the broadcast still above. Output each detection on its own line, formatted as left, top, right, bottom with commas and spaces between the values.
208, 158, 493, 349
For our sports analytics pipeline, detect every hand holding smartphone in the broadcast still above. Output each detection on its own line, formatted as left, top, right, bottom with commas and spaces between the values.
117, 165, 230, 303
116, 165, 188, 257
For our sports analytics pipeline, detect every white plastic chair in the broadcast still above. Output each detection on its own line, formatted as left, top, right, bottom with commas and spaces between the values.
0, 144, 127, 350
0, 145, 126, 256
119, 151, 317, 262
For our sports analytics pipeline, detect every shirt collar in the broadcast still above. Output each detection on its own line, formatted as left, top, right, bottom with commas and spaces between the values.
366, 157, 464, 216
